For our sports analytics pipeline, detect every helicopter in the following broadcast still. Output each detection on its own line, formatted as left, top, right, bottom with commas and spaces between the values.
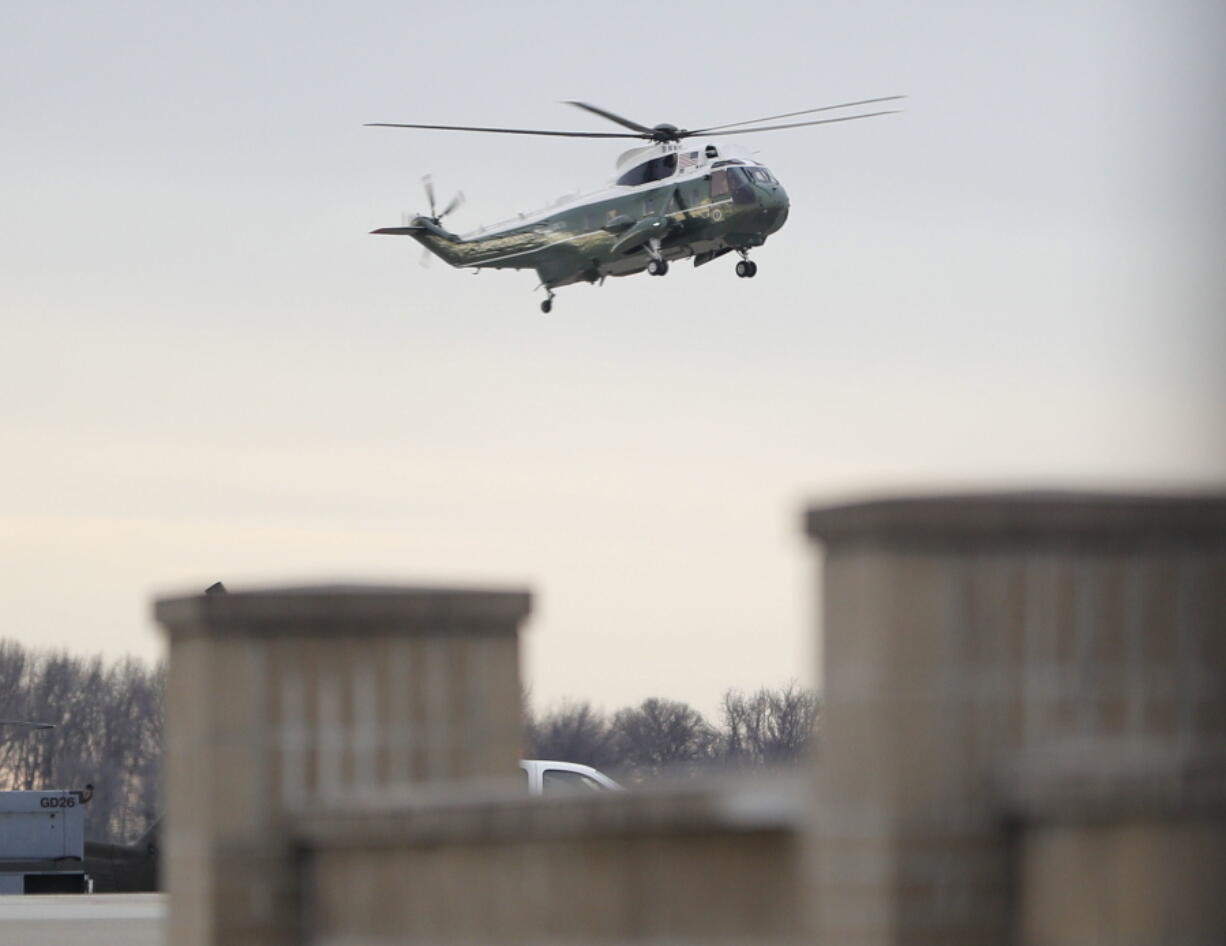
369, 98, 902, 313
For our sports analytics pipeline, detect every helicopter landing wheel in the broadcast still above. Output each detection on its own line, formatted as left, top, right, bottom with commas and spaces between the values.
647, 258, 669, 277
736, 259, 758, 278
540, 290, 555, 313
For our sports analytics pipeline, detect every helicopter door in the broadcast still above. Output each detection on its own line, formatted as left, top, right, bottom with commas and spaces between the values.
709, 169, 730, 199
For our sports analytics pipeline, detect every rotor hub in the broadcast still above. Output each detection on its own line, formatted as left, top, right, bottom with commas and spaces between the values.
649, 123, 682, 142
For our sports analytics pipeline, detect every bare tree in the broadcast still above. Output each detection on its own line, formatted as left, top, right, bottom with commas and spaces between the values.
525, 700, 617, 770
526, 686, 819, 779
0, 641, 35, 781
0, 641, 163, 845
718, 683, 819, 768
610, 698, 717, 779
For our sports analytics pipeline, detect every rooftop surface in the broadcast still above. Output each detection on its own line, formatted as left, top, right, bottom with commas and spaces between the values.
0, 893, 163, 946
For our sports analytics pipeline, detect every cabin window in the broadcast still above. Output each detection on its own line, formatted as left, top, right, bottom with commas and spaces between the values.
709, 169, 730, 198
728, 167, 755, 204
541, 769, 604, 795
616, 153, 677, 187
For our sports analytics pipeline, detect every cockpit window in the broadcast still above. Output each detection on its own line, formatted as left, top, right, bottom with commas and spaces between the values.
617, 154, 677, 187
728, 167, 755, 204
747, 168, 773, 183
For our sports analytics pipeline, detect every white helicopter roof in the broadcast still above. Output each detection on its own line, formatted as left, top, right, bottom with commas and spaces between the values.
462, 140, 765, 240
613, 139, 757, 174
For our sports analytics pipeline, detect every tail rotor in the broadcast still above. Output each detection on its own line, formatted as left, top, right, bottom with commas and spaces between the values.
411, 175, 465, 267
422, 174, 465, 224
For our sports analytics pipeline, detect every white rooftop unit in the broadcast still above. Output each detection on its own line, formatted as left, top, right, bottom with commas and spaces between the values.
0, 790, 89, 894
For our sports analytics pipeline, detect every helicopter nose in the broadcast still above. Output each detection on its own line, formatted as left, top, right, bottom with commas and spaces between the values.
759, 181, 790, 232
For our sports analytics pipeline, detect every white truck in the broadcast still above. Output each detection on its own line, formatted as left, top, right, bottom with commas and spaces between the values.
0, 789, 89, 894
520, 760, 622, 796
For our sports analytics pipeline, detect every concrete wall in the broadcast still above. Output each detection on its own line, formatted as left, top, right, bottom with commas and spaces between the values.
1020, 816, 1226, 946
155, 585, 530, 946
805, 493, 1226, 946
298, 781, 807, 946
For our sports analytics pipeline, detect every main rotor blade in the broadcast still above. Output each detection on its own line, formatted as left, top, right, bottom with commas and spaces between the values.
684, 110, 901, 138
686, 96, 905, 136
563, 101, 655, 134
366, 121, 640, 139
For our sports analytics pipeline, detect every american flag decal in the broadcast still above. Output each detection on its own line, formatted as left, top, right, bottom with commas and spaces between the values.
678, 151, 699, 169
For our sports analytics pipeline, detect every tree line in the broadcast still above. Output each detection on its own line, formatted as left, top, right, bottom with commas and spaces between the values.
0, 640, 161, 845
0, 638, 819, 842
525, 683, 820, 781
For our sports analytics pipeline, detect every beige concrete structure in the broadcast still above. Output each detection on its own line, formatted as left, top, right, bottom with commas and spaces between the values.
154, 492, 1224, 946
155, 585, 530, 946
1019, 812, 1226, 946
806, 493, 1226, 946
300, 779, 807, 946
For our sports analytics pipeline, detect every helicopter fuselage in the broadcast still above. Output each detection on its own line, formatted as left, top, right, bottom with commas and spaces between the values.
380, 141, 789, 294
371, 95, 900, 309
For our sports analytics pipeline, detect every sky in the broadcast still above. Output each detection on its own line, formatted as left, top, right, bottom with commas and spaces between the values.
3, 1, 1223, 718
